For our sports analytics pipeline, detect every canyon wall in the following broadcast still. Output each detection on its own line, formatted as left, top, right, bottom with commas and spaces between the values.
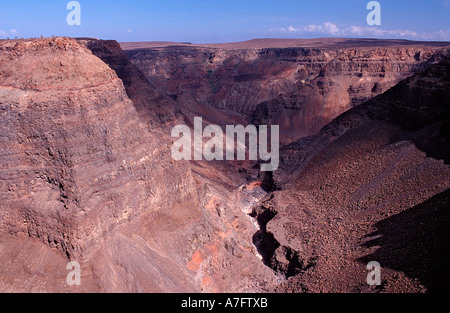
124, 40, 450, 143
0, 38, 275, 292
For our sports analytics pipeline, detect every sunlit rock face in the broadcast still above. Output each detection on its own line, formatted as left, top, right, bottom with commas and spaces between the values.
0, 38, 275, 292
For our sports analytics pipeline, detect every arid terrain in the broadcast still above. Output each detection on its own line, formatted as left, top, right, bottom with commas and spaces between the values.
0, 37, 449, 293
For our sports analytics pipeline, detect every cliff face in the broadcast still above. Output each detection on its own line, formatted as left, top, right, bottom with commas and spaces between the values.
0, 37, 192, 291
124, 41, 449, 143
0, 38, 276, 292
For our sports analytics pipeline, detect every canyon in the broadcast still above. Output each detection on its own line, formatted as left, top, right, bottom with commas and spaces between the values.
0, 37, 449, 292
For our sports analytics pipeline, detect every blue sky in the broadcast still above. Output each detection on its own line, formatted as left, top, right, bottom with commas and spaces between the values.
1, 0, 449, 43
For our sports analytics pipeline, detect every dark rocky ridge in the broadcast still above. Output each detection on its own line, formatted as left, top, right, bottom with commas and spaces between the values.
268, 56, 450, 292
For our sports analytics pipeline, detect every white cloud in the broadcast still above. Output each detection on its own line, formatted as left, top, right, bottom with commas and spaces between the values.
271, 22, 450, 41
324, 22, 339, 35
293, 22, 340, 35
303, 24, 319, 32
126, 29, 133, 33
273, 22, 342, 36
348, 25, 363, 35
0, 29, 19, 38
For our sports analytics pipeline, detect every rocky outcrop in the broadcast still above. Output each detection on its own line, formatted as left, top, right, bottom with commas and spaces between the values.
123, 40, 450, 144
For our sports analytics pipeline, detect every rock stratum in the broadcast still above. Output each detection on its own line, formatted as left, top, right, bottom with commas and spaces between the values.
0, 37, 449, 293
0, 37, 274, 292
122, 38, 450, 144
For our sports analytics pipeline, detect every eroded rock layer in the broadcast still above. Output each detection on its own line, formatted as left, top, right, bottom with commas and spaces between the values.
123, 39, 450, 143
0, 38, 275, 292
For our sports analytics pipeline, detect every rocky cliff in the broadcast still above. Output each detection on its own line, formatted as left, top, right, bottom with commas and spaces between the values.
0, 37, 275, 292
123, 39, 450, 143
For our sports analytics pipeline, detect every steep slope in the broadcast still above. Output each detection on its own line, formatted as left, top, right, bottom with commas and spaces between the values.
258, 56, 450, 292
123, 39, 450, 144
0, 37, 193, 291
0, 38, 276, 292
